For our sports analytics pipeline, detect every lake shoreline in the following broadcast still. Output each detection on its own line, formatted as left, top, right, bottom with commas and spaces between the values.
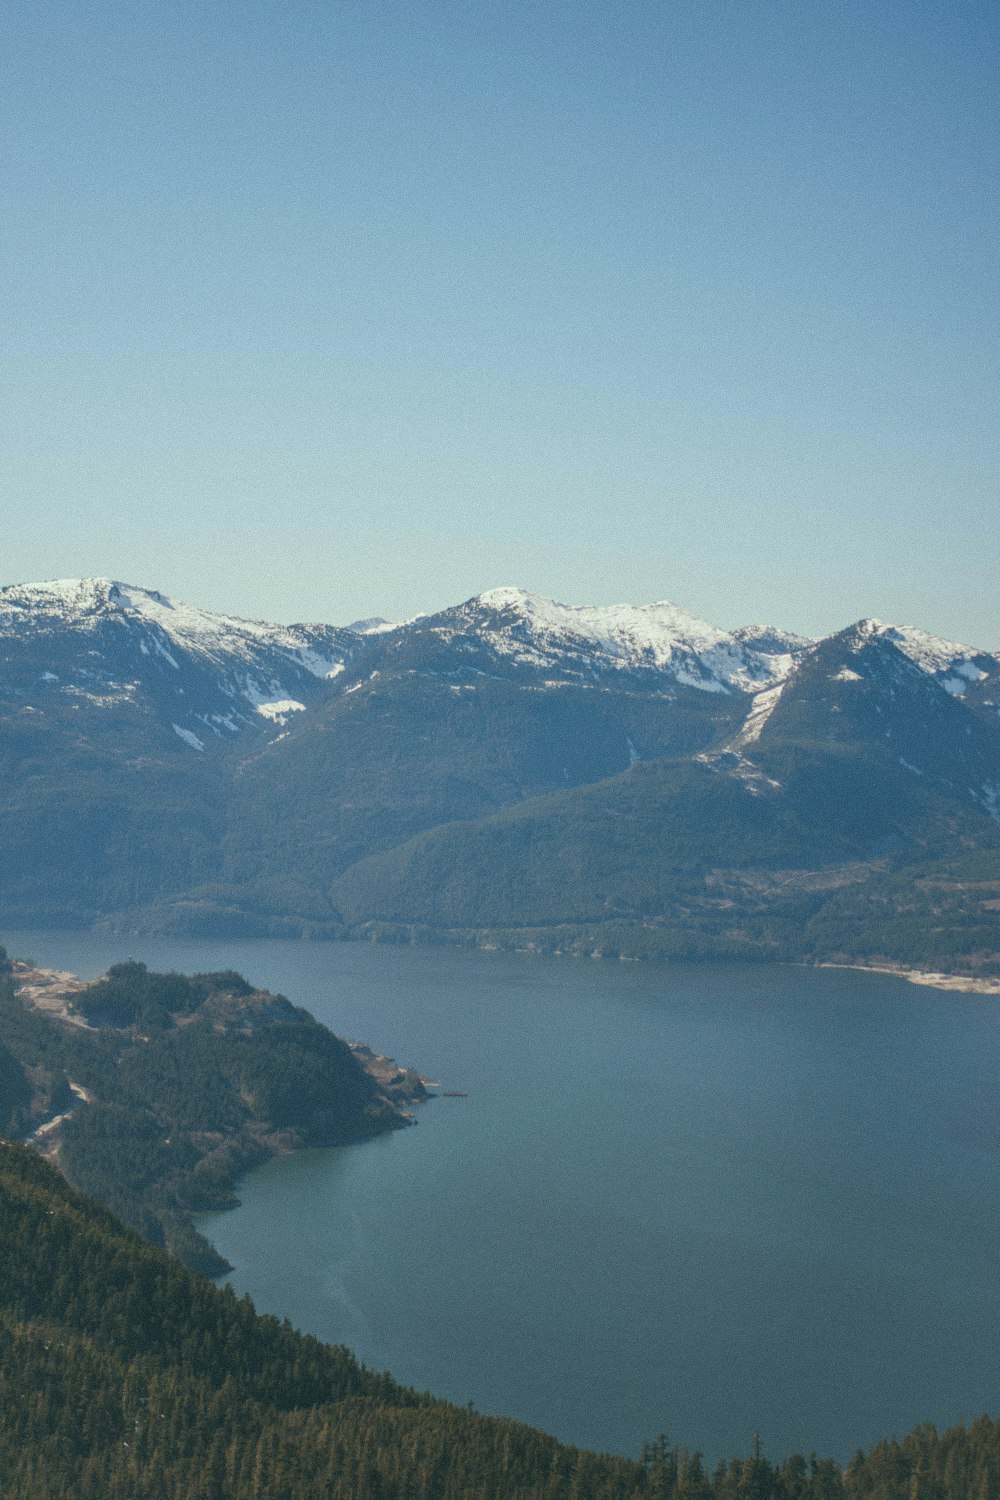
6, 926, 1000, 1464
814, 961, 1000, 995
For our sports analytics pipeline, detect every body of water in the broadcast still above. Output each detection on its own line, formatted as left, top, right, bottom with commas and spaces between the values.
5, 928, 1000, 1465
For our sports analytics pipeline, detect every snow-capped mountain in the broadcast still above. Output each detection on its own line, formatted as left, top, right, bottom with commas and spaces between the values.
733, 615, 1000, 748
854, 619, 997, 702
325, 612, 1000, 952
2, 577, 996, 758
0, 578, 362, 748
715, 616, 1000, 806
375, 586, 813, 695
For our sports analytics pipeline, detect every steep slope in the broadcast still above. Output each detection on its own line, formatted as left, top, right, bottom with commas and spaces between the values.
4, 1142, 993, 1499
211, 657, 750, 894
331, 747, 996, 928
754, 620, 1000, 778
0, 952, 420, 1272
0, 688, 226, 925
0, 1142, 655, 1499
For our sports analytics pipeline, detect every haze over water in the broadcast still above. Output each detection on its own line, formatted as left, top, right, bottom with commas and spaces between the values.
7, 930, 1000, 1465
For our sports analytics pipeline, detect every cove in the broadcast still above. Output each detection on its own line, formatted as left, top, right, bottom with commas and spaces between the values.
5, 929, 1000, 1466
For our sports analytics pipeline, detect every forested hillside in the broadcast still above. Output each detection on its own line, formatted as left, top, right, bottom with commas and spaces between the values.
0, 1142, 997, 1500
331, 762, 1000, 972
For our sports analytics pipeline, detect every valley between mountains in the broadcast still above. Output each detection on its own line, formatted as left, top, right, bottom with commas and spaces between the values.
1, 578, 998, 976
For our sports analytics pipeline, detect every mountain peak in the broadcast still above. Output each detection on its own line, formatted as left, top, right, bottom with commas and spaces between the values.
839, 617, 991, 694
1, 577, 189, 621
473, 585, 537, 611
466, 587, 726, 643
436, 589, 804, 694
730, 624, 815, 656
0, 577, 361, 747
2, 576, 121, 609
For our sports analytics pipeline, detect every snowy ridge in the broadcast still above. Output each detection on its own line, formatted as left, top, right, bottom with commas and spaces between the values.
0, 579, 353, 681
878, 623, 991, 696
1, 580, 996, 758
731, 624, 814, 656
433, 588, 808, 694
347, 615, 417, 635
0, 578, 362, 744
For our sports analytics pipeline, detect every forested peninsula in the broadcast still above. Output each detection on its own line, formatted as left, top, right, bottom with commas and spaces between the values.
0, 947, 425, 1273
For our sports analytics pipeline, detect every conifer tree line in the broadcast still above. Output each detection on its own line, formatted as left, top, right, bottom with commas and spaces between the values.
0, 1141, 997, 1500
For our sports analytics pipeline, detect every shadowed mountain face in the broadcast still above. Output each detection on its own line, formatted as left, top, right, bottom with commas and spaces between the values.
0, 579, 997, 967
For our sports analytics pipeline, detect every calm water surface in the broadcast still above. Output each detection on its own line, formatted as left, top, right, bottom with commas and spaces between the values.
6, 929, 1000, 1465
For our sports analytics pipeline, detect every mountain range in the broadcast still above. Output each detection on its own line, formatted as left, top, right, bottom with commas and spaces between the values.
1, 577, 998, 971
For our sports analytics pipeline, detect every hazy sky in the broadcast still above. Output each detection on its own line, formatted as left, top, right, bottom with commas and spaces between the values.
3, 1, 997, 642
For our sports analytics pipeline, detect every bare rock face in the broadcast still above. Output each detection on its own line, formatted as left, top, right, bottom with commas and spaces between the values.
348, 1042, 431, 1106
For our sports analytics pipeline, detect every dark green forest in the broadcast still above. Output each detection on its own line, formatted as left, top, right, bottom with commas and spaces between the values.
0, 1142, 997, 1499
328, 774, 1000, 975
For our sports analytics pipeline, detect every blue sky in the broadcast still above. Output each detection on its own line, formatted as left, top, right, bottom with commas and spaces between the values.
2, 0, 997, 642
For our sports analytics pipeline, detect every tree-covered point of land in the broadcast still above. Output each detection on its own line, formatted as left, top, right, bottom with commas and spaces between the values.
0, 957, 415, 1273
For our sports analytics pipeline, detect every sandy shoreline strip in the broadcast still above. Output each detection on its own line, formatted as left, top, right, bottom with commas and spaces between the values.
817, 961, 1000, 995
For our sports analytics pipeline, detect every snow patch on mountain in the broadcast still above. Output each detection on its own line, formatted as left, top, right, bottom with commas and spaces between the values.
979, 783, 1000, 821
65, 684, 135, 707
882, 625, 987, 677
172, 724, 205, 752
732, 684, 785, 748
153, 640, 181, 670
940, 663, 988, 697
255, 699, 307, 724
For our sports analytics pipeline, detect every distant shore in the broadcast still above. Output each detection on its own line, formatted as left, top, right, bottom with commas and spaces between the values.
816, 961, 1000, 996
9, 925, 1000, 995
